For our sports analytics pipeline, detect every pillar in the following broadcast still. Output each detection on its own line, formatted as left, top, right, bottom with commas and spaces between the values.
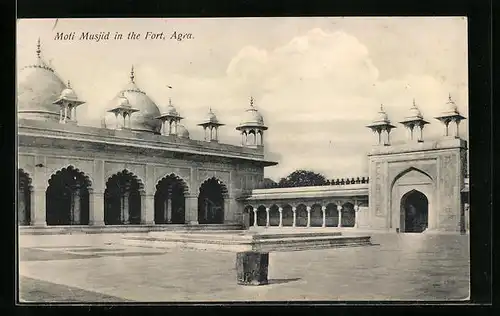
122, 191, 129, 224
321, 206, 326, 228
306, 206, 311, 228
141, 194, 154, 225
89, 191, 104, 226
18, 188, 26, 225
253, 207, 258, 227
337, 204, 343, 227
354, 204, 359, 228
72, 185, 81, 225
31, 188, 46, 226
278, 207, 283, 227
292, 206, 297, 227
167, 198, 172, 223
185, 195, 198, 225
265, 207, 270, 227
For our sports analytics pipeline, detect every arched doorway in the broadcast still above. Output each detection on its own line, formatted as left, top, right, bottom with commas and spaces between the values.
282, 205, 293, 226
154, 174, 188, 224
269, 205, 280, 226
18, 169, 32, 226
341, 202, 356, 227
46, 166, 91, 226
400, 190, 429, 233
296, 204, 307, 227
198, 177, 227, 224
310, 204, 323, 227
244, 205, 254, 228
256, 205, 267, 226
104, 170, 143, 225
325, 203, 339, 227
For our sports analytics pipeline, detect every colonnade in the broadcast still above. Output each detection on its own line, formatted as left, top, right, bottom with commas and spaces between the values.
247, 203, 361, 228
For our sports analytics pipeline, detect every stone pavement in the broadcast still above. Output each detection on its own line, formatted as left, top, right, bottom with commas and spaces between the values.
18, 232, 470, 302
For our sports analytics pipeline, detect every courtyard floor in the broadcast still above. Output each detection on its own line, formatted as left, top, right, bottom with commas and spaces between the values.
17, 231, 470, 303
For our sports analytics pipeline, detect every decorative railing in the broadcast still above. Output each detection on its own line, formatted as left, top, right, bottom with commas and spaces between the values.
259, 177, 369, 189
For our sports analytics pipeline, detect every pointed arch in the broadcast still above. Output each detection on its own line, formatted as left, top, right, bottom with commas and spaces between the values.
46, 166, 92, 226
269, 204, 280, 226
400, 189, 429, 233
391, 167, 433, 189
295, 204, 308, 227
325, 203, 339, 227
256, 205, 267, 226
197, 177, 228, 224
104, 169, 144, 225
18, 169, 33, 225
310, 203, 323, 227
281, 204, 294, 227
341, 202, 356, 227
154, 173, 189, 224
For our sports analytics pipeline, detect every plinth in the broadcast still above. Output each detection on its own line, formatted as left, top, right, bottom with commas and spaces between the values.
236, 251, 269, 286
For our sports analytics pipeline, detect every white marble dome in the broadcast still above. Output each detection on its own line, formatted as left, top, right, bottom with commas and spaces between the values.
177, 124, 190, 139
17, 40, 67, 122
103, 67, 162, 134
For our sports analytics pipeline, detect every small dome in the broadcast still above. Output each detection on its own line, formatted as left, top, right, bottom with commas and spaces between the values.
177, 125, 190, 139
162, 99, 180, 117
373, 104, 389, 122
204, 108, 219, 124
236, 97, 268, 130
407, 99, 423, 119
445, 94, 458, 113
57, 81, 80, 102
116, 94, 130, 108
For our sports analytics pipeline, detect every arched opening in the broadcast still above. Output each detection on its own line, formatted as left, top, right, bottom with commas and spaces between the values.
244, 205, 254, 227
256, 205, 267, 226
325, 203, 339, 227
18, 169, 32, 226
400, 190, 429, 233
46, 166, 91, 226
198, 177, 227, 224
341, 202, 356, 227
310, 204, 323, 227
269, 204, 280, 226
104, 170, 143, 225
154, 174, 188, 224
282, 204, 293, 226
296, 204, 307, 227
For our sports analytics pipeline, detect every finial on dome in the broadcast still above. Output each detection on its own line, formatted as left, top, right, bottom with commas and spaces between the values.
169, 97, 172, 106
448, 93, 452, 101
380, 104, 384, 112
130, 65, 135, 83
67, 80, 71, 88
412, 98, 416, 107
36, 38, 41, 58
250, 96, 254, 107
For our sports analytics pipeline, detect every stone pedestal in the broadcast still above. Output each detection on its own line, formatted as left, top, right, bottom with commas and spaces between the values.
236, 252, 269, 286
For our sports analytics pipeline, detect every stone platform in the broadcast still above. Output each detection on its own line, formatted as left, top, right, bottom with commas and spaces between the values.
122, 229, 372, 252
19, 224, 243, 235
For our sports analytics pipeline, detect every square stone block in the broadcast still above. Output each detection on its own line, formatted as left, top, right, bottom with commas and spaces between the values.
236, 251, 269, 286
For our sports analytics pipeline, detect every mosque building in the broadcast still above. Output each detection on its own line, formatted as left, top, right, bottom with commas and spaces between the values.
17, 39, 469, 234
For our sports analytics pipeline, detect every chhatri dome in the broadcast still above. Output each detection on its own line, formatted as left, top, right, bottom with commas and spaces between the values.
372, 104, 390, 124
406, 98, 424, 120
17, 38, 68, 122
102, 66, 162, 134
236, 97, 268, 131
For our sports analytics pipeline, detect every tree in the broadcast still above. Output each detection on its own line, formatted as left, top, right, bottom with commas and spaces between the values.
278, 170, 328, 187
261, 178, 278, 188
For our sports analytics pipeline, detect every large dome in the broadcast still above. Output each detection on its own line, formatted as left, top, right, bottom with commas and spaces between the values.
17, 39, 67, 122
103, 67, 162, 134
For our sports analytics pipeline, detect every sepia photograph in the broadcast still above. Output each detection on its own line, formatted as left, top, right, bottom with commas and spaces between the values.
16, 17, 470, 303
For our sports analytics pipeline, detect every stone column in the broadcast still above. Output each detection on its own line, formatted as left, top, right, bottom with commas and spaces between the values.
18, 188, 26, 225
31, 188, 46, 226
141, 194, 154, 225
292, 207, 297, 227
122, 191, 130, 224
253, 208, 258, 227
321, 206, 326, 228
306, 206, 311, 228
337, 204, 343, 227
89, 191, 105, 226
167, 198, 172, 223
354, 204, 359, 228
278, 207, 283, 227
265, 207, 270, 227
72, 185, 81, 225
185, 195, 198, 225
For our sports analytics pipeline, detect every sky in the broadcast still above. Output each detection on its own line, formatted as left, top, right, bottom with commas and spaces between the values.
17, 17, 468, 181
